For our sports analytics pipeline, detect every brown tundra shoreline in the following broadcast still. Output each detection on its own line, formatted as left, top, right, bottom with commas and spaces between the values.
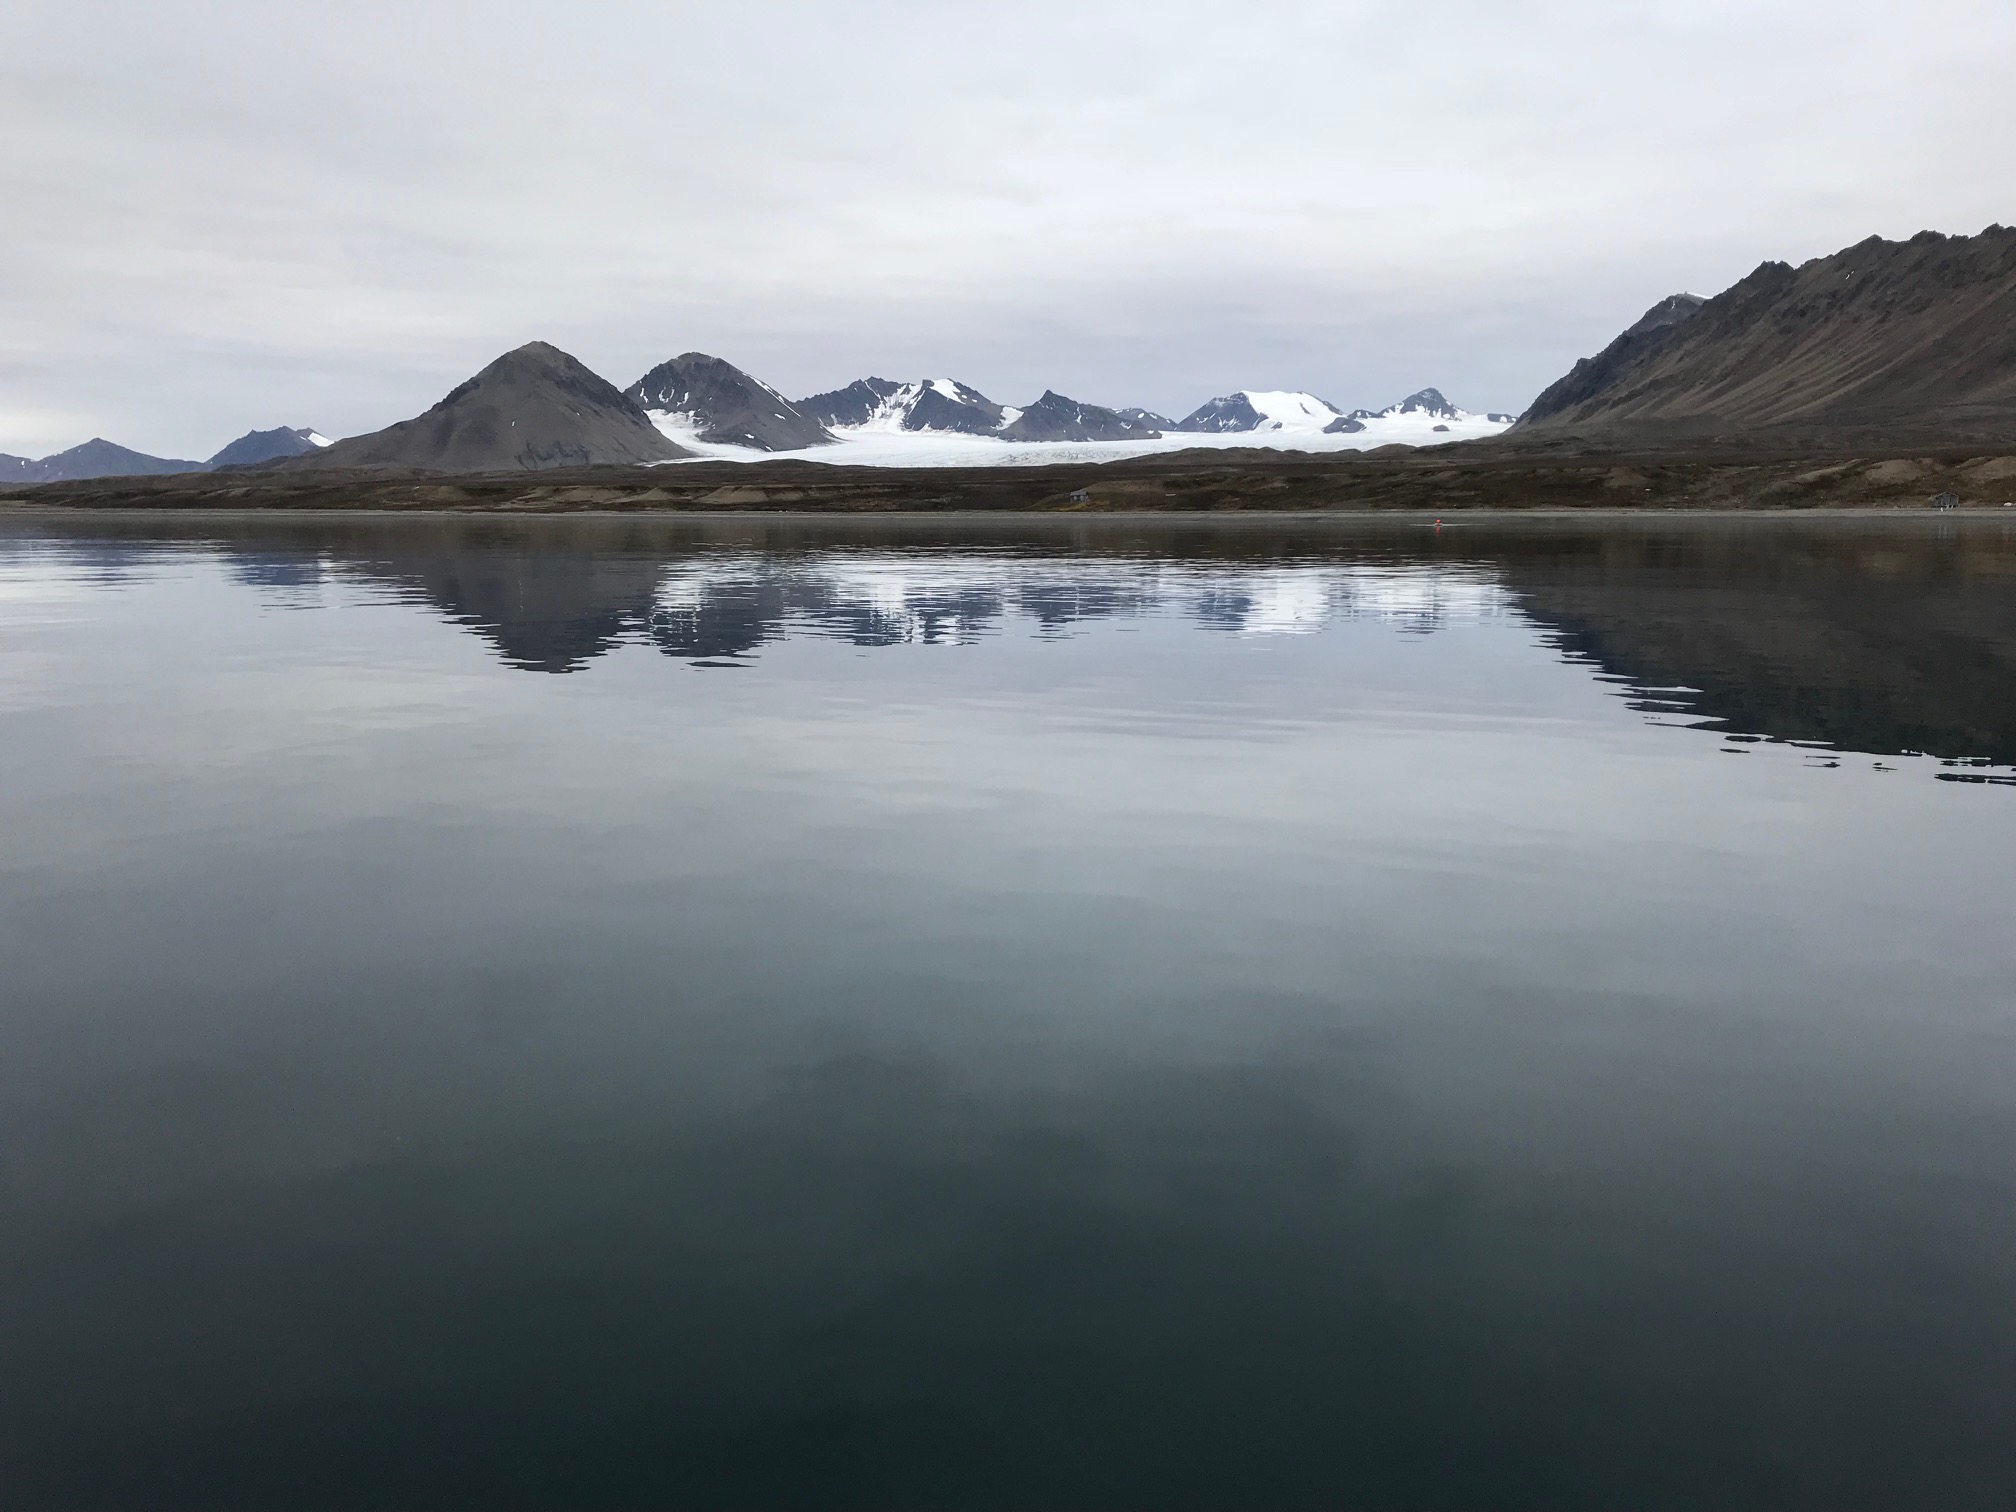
5, 443, 2016, 515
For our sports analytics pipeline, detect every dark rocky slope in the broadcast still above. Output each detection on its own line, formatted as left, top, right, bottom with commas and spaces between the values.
999, 391, 1162, 442
798, 378, 902, 428
625, 353, 833, 451
1175, 394, 1269, 432
292, 342, 689, 473
898, 380, 1004, 434
1517, 226, 2016, 446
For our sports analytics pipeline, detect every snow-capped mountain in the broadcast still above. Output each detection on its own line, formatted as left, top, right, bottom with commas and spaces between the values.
799, 378, 1156, 442
1375, 388, 1462, 421
650, 366, 1513, 467
798, 378, 903, 429
1176, 393, 1269, 433
1371, 388, 1512, 424
798, 377, 1005, 436
1339, 388, 1515, 426
999, 391, 1162, 442
627, 353, 833, 451
1175, 391, 1356, 435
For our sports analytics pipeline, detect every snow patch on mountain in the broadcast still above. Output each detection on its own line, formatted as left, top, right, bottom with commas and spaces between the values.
818, 377, 1006, 435
653, 405, 1510, 468
629, 353, 833, 451
1173, 390, 1350, 434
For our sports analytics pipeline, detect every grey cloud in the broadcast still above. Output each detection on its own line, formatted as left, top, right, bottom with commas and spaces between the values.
2, 0, 2011, 455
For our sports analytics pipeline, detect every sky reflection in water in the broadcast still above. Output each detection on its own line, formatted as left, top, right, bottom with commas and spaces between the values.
1, 515, 2013, 1510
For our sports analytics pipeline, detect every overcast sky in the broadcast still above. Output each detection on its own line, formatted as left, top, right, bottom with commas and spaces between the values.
3, 0, 2011, 458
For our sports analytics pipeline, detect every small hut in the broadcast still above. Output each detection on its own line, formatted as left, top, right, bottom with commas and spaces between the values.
1932, 491, 1960, 510
1068, 488, 1091, 504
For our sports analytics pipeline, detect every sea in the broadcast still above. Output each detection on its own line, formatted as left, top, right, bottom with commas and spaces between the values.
2, 511, 2012, 1509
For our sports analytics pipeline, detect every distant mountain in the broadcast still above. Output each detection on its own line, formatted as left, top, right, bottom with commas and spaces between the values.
1176, 394, 1268, 433
207, 426, 330, 468
799, 378, 903, 429
1381, 387, 1462, 421
1325, 388, 1512, 429
1517, 225, 2016, 442
998, 391, 1162, 442
1342, 389, 1463, 423
626, 352, 834, 451
1117, 407, 1177, 431
0, 438, 208, 484
294, 342, 690, 473
2, 430, 330, 485
1175, 391, 1349, 434
902, 379, 1004, 434
798, 377, 1005, 435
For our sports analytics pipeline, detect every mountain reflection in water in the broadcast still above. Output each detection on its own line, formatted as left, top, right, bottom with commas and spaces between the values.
26, 512, 2016, 771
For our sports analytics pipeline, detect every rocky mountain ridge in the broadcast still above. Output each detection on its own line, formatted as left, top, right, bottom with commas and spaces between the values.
626, 353, 833, 451
4, 426, 332, 483
13, 223, 2010, 479
636, 356, 1497, 452
1517, 225, 2016, 444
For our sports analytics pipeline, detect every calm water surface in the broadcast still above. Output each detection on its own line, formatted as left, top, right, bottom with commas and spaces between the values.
2, 513, 2014, 1509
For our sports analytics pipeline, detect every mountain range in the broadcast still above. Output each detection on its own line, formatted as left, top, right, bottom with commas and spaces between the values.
785, 376, 1171, 444
660, 372, 1505, 452
10, 223, 2009, 481
236, 360, 1508, 475
3, 427, 330, 484
5, 349, 1505, 481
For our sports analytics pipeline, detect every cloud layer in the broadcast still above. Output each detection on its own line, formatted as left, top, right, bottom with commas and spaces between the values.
4, 0, 2012, 456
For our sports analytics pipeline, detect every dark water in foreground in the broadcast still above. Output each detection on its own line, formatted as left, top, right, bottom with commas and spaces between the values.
2, 513, 2014, 1510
